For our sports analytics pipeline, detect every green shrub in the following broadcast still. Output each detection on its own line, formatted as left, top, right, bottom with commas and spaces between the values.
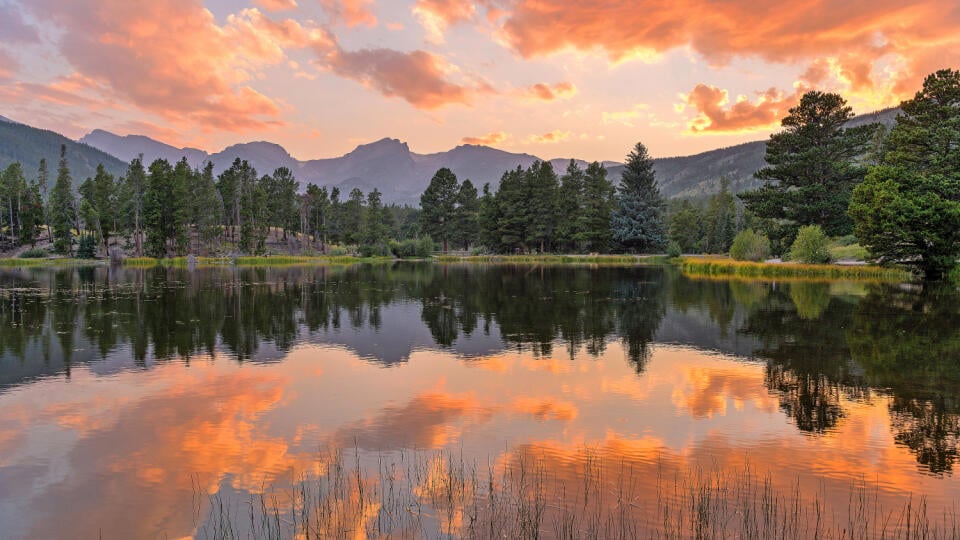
788, 225, 832, 264
359, 242, 390, 258
76, 234, 97, 259
325, 245, 349, 257
18, 248, 47, 259
415, 236, 434, 258
667, 241, 682, 258
729, 229, 771, 261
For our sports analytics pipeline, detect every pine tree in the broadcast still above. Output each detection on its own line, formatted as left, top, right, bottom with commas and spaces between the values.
453, 179, 479, 251
495, 166, 528, 252
668, 200, 703, 253
477, 183, 500, 252
611, 142, 666, 252
19, 180, 43, 247
555, 160, 585, 251
419, 168, 459, 252
362, 188, 389, 252
2, 162, 26, 245
37, 158, 50, 242
850, 69, 960, 280
78, 164, 116, 253
740, 91, 877, 241
192, 162, 222, 253
343, 188, 365, 246
49, 145, 76, 255
578, 162, 616, 252
525, 160, 559, 252
328, 187, 343, 245
121, 156, 148, 257
703, 177, 737, 253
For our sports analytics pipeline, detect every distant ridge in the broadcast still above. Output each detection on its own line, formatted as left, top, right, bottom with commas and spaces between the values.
0, 107, 902, 203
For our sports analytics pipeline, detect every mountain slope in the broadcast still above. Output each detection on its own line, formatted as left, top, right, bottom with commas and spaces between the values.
80, 129, 209, 168
0, 121, 127, 182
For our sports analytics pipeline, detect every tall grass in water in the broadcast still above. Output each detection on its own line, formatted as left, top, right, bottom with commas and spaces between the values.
193, 448, 959, 539
678, 257, 909, 281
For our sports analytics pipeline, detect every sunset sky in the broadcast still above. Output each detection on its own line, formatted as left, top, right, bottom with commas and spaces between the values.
0, 0, 957, 162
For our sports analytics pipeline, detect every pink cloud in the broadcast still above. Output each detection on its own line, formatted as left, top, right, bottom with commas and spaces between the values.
253, 0, 298, 11
318, 0, 377, 27
683, 84, 802, 133
24, 0, 290, 132
526, 81, 577, 101
461, 131, 507, 145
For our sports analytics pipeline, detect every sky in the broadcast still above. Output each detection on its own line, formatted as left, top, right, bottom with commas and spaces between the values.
0, 0, 957, 162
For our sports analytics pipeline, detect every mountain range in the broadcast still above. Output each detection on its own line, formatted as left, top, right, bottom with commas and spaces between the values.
0, 108, 901, 204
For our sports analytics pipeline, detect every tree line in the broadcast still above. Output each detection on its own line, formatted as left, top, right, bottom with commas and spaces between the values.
1, 149, 423, 258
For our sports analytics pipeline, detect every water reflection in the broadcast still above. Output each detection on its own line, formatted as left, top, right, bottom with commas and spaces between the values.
1, 264, 959, 537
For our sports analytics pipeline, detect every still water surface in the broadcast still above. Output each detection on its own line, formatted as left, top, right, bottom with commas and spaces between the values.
0, 263, 958, 538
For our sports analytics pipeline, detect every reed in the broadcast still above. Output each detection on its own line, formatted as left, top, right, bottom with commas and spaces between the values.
193, 448, 958, 540
678, 256, 909, 280
435, 254, 668, 265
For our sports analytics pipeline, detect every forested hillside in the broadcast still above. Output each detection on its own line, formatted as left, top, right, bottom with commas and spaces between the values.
0, 120, 127, 182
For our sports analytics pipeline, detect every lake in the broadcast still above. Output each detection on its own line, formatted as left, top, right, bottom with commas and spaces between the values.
0, 263, 958, 538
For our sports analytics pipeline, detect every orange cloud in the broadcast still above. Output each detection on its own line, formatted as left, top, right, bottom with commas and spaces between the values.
413, 0, 477, 42
511, 396, 579, 422
682, 84, 802, 134
324, 47, 473, 109
319, 0, 377, 27
25, 0, 289, 132
497, 0, 960, 101
526, 81, 577, 101
527, 130, 572, 144
253, 0, 298, 11
461, 131, 507, 145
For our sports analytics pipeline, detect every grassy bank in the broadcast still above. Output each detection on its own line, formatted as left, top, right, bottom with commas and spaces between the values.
677, 256, 910, 280
435, 254, 669, 265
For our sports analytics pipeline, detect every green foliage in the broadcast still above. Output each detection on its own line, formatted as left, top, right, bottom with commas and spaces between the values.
577, 162, 616, 252
419, 168, 459, 252
49, 145, 76, 255
554, 160, 584, 251
494, 167, 527, 252
477, 183, 500, 252
850, 69, 960, 280
740, 91, 878, 242
668, 200, 703, 253
788, 225, 832, 264
524, 160, 559, 252
343, 187, 364, 245
729, 229, 771, 261
416, 235, 435, 257
143, 158, 191, 257
76, 232, 97, 259
18, 247, 46, 258
611, 141, 666, 252
667, 241, 682, 258
702, 177, 737, 253
362, 188, 389, 253
452, 179, 479, 251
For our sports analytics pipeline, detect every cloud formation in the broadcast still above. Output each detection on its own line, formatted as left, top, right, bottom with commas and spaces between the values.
319, 0, 378, 27
324, 47, 473, 109
0, 3, 38, 43
496, 0, 960, 99
253, 0, 298, 11
461, 131, 507, 145
413, 0, 477, 42
24, 0, 290, 132
682, 84, 802, 133
527, 130, 572, 144
526, 81, 577, 101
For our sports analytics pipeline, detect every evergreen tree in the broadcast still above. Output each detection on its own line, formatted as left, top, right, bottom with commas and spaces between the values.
239, 172, 268, 254
192, 162, 222, 253
525, 160, 559, 252
495, 166, 528, 252
555, 160, 585, 251
850, 69, 960, 280
120, 156, 148, 257
611, 141, 666, 252
266, 167, 299, 239
453, 179, 479, 251
668, 200, 703, 253
740, 91, 877, 241
343, 187, 365, 245
328, 187, 343, 245
304, 183, 329, 249
578, 162, 616, 252
2, 162, 26, 245
477, 183, 500, 252
36, 158, 50, 241
19, 179, 43, 247
702, 177, 737, 253
419, 167, 459, 252
49, 145, 76, 255
362, 188, 389, 252
78, 164, 116, 253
